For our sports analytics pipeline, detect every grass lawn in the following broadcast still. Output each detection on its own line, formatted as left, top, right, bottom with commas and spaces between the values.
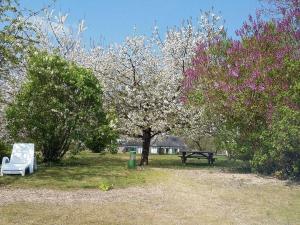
0, 151, 248, 190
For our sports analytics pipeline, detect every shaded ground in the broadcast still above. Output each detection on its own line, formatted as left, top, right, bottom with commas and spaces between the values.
0, 152, 168, 189
1, 167, 299, 225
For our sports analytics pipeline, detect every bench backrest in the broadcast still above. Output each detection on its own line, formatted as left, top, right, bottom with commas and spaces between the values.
10, 143, 34, 164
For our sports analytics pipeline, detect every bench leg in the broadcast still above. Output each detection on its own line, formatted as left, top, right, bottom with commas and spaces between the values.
208, 153, 214, 165
208, 158, 215, 165
212, 158, 215, 165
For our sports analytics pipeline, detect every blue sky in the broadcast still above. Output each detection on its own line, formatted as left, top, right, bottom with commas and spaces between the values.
20, 0, 264, 45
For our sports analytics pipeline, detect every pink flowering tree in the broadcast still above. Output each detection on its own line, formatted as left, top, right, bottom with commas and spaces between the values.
185, 0, 300, 176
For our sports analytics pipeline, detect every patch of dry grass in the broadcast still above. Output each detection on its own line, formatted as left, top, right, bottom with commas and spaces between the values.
0, 169, 299, 225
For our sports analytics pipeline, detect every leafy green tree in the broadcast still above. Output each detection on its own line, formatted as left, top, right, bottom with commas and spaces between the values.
6, 51, 112, 162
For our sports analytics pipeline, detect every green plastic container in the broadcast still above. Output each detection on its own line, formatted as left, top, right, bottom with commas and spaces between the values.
128, 150, 137, 169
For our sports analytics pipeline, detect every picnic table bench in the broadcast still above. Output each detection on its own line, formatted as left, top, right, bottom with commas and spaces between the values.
178, 151, 215, 165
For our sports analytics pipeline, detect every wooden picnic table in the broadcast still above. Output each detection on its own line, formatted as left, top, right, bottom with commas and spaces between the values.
178, 151, 215, 165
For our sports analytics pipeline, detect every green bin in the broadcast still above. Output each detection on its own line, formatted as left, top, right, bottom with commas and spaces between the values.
128, 150, 136, 169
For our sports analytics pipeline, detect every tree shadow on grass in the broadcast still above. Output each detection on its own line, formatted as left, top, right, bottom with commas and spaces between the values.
148, 155, 252, 174
0, 152, 132, 189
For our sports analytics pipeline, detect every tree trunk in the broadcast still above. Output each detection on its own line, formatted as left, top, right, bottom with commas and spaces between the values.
139, 128, 151, 166
194, 140, 203, 151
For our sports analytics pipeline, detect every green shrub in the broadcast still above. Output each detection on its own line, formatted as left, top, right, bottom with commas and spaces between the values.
251, 106, 300, 179
6, 51, 109, 162
107, 141, 118, 154
82, 111, 118, 153
98, 181, 113, 191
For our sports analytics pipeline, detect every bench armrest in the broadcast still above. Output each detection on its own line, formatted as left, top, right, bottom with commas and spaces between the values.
1, 157, 9, 176
2, 157, 9, 165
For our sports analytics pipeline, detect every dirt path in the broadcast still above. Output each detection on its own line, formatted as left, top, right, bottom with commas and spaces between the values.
1, 169, 299, 225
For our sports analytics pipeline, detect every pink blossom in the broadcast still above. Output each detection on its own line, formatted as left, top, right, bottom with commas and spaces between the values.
247, 82, 257, 91
252, 70, 260, 79
257, 84, 265, 92
229, 68, 239, 78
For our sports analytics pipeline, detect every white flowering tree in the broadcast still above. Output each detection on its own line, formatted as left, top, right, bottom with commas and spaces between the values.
92, 11, 224, 165
0, 0, 41, 139
32, 10, 87, 64
92, 36, 176, 165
